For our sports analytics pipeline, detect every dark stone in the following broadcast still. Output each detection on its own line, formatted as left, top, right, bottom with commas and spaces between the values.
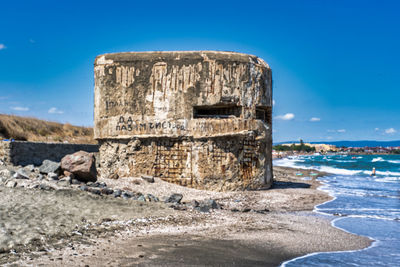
39, 184, 55, 190
88, 187, 101, 195
39, 160, 61, 175
71, 179, 81, 184
242, 208, 251, 213
137, 195, 146, 202
47, 172, 59, 180
146, 194, 159, 202
195, 205, 210, 213
79, 185, 88, 191
195, 199, 221, 213
113, 189, 122, 197
141, 175, 155, 183
191, 200, 200, 208
122, 191, 133, 199
165, 193, 183, 204
254, 208, 270, 214
231, 208, 240, 212
100, 187, 114, 195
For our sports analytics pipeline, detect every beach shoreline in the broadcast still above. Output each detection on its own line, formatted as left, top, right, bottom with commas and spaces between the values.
3, 166, 372, 266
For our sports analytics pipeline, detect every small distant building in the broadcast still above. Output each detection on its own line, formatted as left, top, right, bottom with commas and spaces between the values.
280, 143, 338, 152
94, 51, 273, 191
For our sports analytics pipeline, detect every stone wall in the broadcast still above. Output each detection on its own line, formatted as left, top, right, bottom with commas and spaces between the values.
0, 141, 99, 166
94, 51, 273, 191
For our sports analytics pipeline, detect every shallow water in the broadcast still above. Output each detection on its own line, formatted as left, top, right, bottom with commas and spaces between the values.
276, 154, 400, 266
0, 186, 169, 253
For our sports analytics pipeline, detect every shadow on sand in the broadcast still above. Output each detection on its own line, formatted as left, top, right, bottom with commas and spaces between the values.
272, 181, 311, 189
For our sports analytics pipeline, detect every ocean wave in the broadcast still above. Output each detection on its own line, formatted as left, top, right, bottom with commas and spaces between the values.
375, 176, 400, 183
362, 170, 400, 177
273, 158, 363, 176
372, 157, 385, 162
388, 160, 400, 164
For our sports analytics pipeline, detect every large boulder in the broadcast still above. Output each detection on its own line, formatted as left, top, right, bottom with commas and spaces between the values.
61, 151, 97, 182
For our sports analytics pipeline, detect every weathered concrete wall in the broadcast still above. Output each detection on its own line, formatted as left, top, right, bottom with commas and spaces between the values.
94, 51, 273, 191
0, 141, 99, 166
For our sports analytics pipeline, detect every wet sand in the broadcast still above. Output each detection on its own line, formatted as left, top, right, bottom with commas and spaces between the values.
2, 167, 372, 266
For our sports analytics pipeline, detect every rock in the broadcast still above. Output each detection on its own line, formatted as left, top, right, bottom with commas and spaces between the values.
191, 200, 200, 208
241, 208, 251, 213
71, 179, 81, 185
194, 199, 221, 213
88, 187, 101, 195
61, 151, 97, 182
196, 205, 210, 213
63, 170, 75, 179
113, 189, 122, 198
13, 170, 30, 179
24, 164, 35, 172
204, 199, 220, 209
146, 194, 159, 202
137, 195, 146, 202
165, 193, 183, 204
5, 180, 17, 188
79, 185, 89, 191
47, 172, 59, 180
39, 184, 54, 190
110, 173, 119, 179
0, 169, 14, 178
122, 191, 133, 199
37, 174, 44, 180
39, 160, 61, 175
100, 187, 114, 195
141, 175, 155, 183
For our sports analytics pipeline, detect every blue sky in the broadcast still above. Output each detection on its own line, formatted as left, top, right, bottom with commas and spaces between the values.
0, 0, 399, 142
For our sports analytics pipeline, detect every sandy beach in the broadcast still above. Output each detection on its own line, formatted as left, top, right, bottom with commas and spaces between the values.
1, 166, 372, 266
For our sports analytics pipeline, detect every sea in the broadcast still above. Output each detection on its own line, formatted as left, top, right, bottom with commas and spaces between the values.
274, 154, 400, 266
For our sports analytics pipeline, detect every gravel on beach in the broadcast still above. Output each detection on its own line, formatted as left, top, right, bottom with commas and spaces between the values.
1, 166, 372, 266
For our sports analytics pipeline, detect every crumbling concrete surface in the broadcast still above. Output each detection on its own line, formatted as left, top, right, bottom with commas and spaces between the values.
94, 51, 272, 191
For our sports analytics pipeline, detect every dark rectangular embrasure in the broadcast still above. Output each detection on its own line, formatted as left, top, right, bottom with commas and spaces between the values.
193, 105, 241, 119
256, 107, 272, 124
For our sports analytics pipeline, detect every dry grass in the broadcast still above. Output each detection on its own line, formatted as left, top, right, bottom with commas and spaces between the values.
0, 114, 95, 144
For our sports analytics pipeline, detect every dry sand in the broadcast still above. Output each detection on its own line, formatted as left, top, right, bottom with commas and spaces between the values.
3, 167, 372, 266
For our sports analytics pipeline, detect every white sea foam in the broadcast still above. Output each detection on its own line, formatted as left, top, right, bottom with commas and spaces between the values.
372, 157, 384, 162
363, 170, 400, 177
273, 158, 363, 176
388, 160, 400, 164
375, 176, 400, 183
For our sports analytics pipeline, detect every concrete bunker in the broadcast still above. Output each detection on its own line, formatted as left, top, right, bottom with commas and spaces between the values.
94, 51, 273, 191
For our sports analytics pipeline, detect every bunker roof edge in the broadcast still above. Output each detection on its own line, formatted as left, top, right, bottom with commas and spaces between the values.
94, 51, 270, 69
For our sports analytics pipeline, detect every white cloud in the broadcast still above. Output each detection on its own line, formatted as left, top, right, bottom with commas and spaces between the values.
272, 100, 276, 106
310, 117, 320, 122
275, 113, 294, 120
385, 128, 396, 134
0, 44, 6, 50
375, 128, 379, 131
11, 106, 29, 111
327, 129, 346, 133
48, 107, 64, 114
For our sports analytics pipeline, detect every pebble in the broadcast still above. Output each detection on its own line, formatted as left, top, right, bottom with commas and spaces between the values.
165, 193, 183, 204
113, 189, 122, 198
13, 170, 30, 179
47, 172, 59, 180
